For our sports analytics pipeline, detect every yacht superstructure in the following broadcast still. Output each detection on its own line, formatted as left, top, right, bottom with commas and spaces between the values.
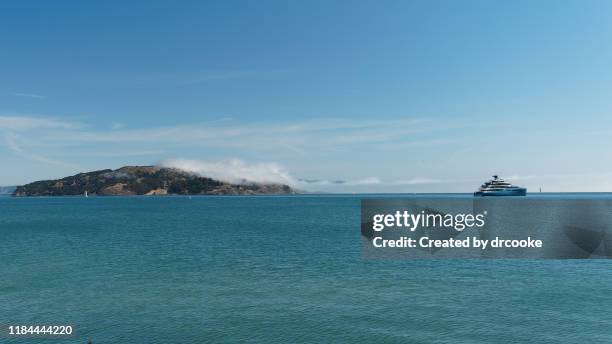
474, 175, 526, 196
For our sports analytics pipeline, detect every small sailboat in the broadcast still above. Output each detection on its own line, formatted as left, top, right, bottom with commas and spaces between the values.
84, 190, 88, 198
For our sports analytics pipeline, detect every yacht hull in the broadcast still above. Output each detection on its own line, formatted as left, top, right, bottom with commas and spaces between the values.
474, 188, 526, 197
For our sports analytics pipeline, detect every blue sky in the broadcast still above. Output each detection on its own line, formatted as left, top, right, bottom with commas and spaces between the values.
2, 0, 612, 191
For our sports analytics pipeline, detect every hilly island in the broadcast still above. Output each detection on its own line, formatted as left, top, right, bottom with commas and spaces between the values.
13, 166, 296, 196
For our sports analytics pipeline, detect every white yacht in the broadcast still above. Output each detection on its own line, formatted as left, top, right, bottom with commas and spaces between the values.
474, 175, 526, 196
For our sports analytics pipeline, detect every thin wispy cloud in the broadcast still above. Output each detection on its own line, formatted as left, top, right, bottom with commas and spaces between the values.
340, 177, 381, 185
4, 133, 78, 168
10, 92, 45, 99
0, 116, 81, 131
393, 178, 451, 185
297, 177, 381, 186
40, 117, 456, 149
181, 71, 258, 85
76, 150, 165, 157
506, 172, 612, 182
53, 69, 281, 88
392, 177, 484, 185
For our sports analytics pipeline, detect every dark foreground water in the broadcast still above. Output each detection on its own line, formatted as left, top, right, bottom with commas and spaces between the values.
1, 195, 611, 343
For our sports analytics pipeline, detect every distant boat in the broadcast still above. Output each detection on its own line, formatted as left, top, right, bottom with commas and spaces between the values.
474, 175, 526, 196
84, 190, 88, 197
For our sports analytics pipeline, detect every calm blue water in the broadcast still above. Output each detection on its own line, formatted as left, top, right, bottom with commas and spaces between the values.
1, 195, 611, 343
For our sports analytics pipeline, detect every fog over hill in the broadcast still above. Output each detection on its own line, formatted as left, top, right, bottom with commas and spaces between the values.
13, 166, 295, 197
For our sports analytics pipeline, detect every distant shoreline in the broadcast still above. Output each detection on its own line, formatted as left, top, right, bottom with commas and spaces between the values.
5, 192, 612, 199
